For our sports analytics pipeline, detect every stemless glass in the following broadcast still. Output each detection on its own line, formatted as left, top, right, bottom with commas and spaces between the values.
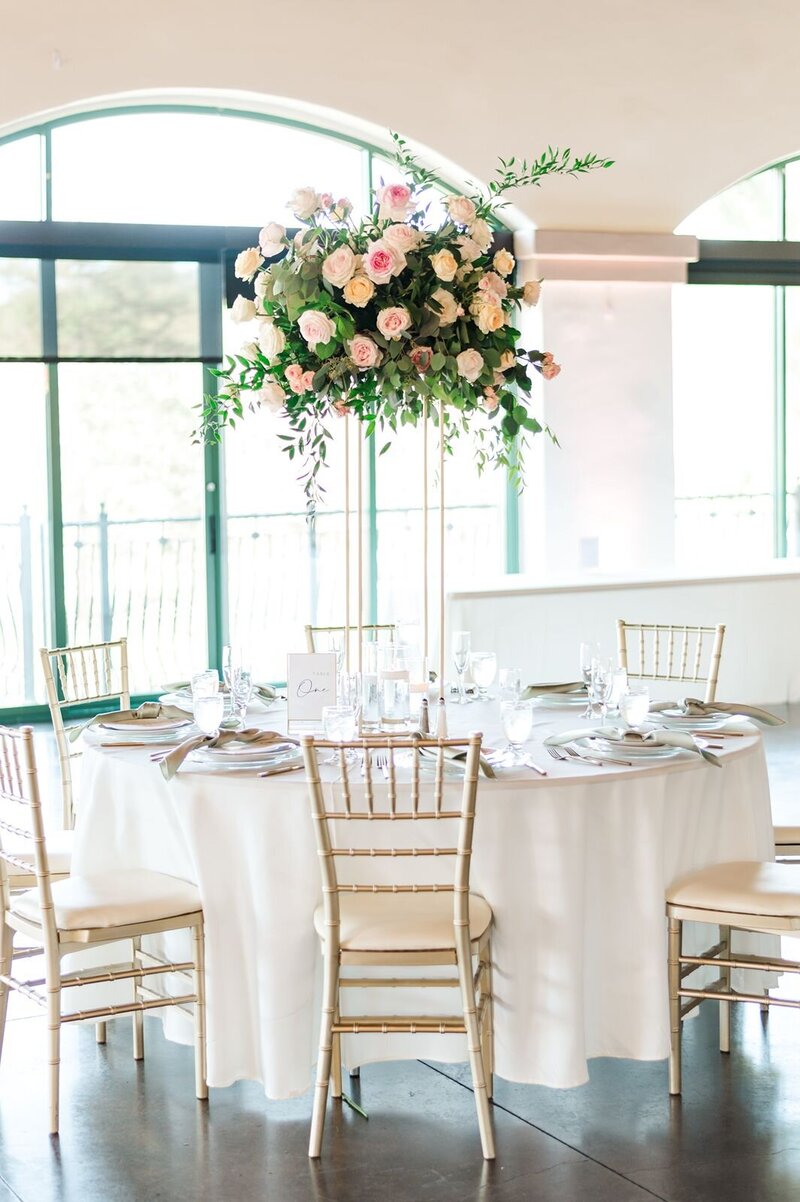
322, 704, 357, 761
498, 667, 522, 701
452, 630, 471, 705
588, 656, 614, 720
194, 693, 225, 737
620, 684, 650, 729
491, 699, 534, 765
470, 651, 497, 700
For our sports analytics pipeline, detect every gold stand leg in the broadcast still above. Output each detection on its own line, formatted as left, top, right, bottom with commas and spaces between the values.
719, 925, 731, 1054
668, 916, 682, 1096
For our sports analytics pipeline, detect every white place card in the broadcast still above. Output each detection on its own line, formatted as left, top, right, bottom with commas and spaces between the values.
286, 653, 337, 726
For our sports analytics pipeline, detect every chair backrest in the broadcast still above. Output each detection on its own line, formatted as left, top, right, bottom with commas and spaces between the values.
616, 620, 725, 703
302, 732, 483, 949
40, 638, 130, 829
0, 725, 57, 949
304, 623, 398, 659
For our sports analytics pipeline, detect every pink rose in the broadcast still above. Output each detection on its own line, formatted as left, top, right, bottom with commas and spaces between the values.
377, 182, 414, 221
333, 400, 349, 417
482, 387, 500, 413
456, 348, 485, 384
285, 363, 306, 394
322, 245, 356, 288
297, 309, 337, 350
478, 271, 508, 302
348, 334, 383, 370
333, 197, 353, 221
383, 222, 422, 253
320, 193, 334, 210
376, 306, 411, 341
540, 352, 561, 380
409, 346, 433, 373
300, 370, 315, 391
363, 239, 406, 284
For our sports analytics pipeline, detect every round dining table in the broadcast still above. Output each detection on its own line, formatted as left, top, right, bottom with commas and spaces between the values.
71, 699, 775, 1098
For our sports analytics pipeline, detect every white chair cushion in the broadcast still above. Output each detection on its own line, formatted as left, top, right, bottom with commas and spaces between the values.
667, 860, 800, 918
774, 825, 800, 846
13, 869, 201, 932
314, 891, 492, 952
6, 828, 74, 880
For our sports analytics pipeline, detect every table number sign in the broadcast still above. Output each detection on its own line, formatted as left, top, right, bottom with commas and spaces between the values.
286, 653, 337, 727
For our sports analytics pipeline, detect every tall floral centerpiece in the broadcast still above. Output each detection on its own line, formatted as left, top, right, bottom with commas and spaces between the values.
199, 135, 611, 717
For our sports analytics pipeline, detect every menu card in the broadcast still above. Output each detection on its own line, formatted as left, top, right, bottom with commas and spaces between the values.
286, 653, 337, 726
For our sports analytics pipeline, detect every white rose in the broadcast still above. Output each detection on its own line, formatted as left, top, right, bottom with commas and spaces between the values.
456, 348, 485, 384
254, 272, 271, 297
428, 287, 461, 326
446, 195, 477, 225
468, 218, 492, 252
240, 341, 259, 360
257, 318, 286, 360
456, 235, 483, 264
231, 295, 256, 323
321, 245, 356, 288
234, 247, 264, 282
297, 309, 337, 350
289, 186, 321, 221
493, 248, 515, 277
256, 381, 287, 413
522, 280, 542, 306
382, 222, 422, 253
259, 222, 286, 257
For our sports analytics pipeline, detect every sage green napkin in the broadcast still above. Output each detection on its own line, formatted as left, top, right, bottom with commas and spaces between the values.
163, 680, 278, 704
157, 727, 298, 781
544, 726, 721, 766
68, 702, 191, 744
649, 698, 785, 726
521, 681, 585, 700
416, 745, 496, 779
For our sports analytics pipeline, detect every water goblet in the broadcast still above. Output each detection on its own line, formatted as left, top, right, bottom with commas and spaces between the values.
579, 642, 599, 716
588, 656, 614, 721
229, 667, 254, 730
490, 699, 534, 766
619, 684, 650, 730
194, 693, 225, 738
452, 631, 471, 705
470, 651, 497, 700
498, 667, 522, 701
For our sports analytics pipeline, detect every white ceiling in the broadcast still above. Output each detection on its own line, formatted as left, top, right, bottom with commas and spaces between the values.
3, 0, 800, 232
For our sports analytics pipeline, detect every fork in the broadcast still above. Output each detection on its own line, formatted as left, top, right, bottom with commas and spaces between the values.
375, 752, 390, 781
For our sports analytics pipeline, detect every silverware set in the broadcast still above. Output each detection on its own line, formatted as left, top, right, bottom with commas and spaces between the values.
546, 744, 634, 768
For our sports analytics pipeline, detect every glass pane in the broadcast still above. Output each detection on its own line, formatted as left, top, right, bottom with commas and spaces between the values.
785, 288, 800, 555
52, 113, 366, 225
672, 285, 775, 567
58, 364, 207, 691
675, 169, 782, 239
0, 365, 51, 706
55, 260, 200, 357
0, 135, 44, 220
0, 258, 41, 357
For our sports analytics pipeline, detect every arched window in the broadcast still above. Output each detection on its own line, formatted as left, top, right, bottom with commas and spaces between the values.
672, 160, 800, 568
0, 105, 515, 713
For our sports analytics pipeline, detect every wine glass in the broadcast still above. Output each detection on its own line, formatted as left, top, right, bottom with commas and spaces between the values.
490, 700, 533, 766
452, 631, 471, 705
194, 693, 225, 738
588, 656, 614, 721
470, 651, 497, 700
498, 667, 522, 701
229, 667, 254, 730
579, 642, 599, 717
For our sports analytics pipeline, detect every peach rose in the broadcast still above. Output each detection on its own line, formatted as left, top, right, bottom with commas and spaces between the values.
482, 387, 500, 412
499, 349, 516, 372
333, 400, 350, 417
522, 280, 542, 306
446, 195, 477, 225
322, 245, 356, 288
478, 271, 508, 302
300, 370, 315, 391
428, 287, 461, 326
231, 295, 256, 323
540, 351, 561, 380
376, 306, 411, 341
470, 300, 505, 334
376, 182, 414, 221
259, 222, 286, 257
456, 348, 485, 384
234, 247, 264, 282
343, 274, 376, 308
297, 309, 336, 350
493, 248, 515, 277
468, 218, 492, 252
429, 249, 458, 282
348, 334, 383, 370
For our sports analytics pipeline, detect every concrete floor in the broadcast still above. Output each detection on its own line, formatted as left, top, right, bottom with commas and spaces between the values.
0, 708, 798, 1202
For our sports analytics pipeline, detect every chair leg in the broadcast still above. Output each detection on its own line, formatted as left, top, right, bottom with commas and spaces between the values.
330, 1031, 342, 1100
95, 1022, 107, 1045
192, 925, 208, 1101
719, 925, 730, 1054
761, 988, 770, 1015
132, 937, 144, 1061
0, 922, 13, 1067
47, 984, 62, 1135
480, 941, 494, 1101
309, 946, 339, 1159
668, 916, 682, 1096
456, 930, 495, 1160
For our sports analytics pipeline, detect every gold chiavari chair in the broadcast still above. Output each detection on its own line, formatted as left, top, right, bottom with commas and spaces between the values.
304, 623, 398, 657
666, 860, 800, 1095
0, 725, 207, 1135
302, 730, 495, 1160
40, 638, 130, 832
616, 620, 726, 704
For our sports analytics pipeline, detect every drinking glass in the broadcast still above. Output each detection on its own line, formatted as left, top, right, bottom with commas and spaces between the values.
620, 684, 650, 729
498, 667, 522, 701
322, 704, 357, 761
194, 693, 225, 737
579, 642, 599, 716
588, 656, 614, 720
229, 667, 254, 730
490, 700, 533, 765
470, 651, 497, 700
452, 630, 471, 705
191, 669, 219, 700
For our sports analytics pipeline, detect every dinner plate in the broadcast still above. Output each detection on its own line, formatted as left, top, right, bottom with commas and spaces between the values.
189, 749, 303, 773
100, 716, 192, 733
530, 691, 588, 708
191, 742, 297, 765
654, 712, 731, 730
577, 736, 683, 761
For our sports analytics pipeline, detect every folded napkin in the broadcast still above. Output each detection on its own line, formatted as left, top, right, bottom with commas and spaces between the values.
521, 681, 585, 699
416, 745, 496, 779
544, 726, 720, 766
163, 680, 278, 704
649, 698, 785, 726
157, 727, 298, 781
68, 702, 191, 744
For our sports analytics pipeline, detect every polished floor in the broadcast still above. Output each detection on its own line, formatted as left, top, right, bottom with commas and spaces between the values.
1, 708, 798, 1202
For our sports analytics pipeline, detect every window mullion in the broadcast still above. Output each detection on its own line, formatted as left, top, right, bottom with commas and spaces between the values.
41, 257, 67, 650
199, 260, 225, 671
774, 285, 787, 558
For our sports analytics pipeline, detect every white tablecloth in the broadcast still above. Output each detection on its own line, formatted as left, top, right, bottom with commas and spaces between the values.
72, 703, 775, 1096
